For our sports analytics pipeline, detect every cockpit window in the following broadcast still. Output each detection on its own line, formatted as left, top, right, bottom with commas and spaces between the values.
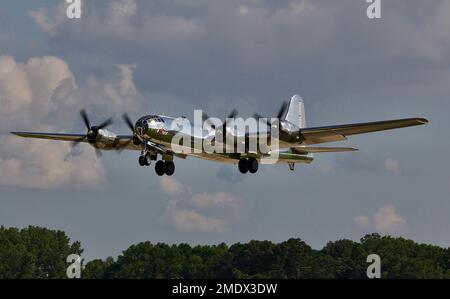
149, 116, 164, 123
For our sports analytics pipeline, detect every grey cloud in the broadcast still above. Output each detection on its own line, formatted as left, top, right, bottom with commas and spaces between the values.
334, 152, 402, 174
28, 0, 450, 108
216, 165, 241, 184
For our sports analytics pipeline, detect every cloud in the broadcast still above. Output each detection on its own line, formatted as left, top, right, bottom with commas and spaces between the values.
0, 55, 143, 189
216, 165, 241, 184
110, 0, 138, 19
373, 204, 407, 233
382, 158, 401, 173
336, 153, 402, 174
0, 31, 8, 47
354, 204, 406, 234
0, 136, 105, 189
68, 64, 142, 114
160, 176, 191, 196
190, 192, 238, 209
165, 200, 227, 233
0, 55, 75, 120
353, 215, 370, 229
160, 177, 240, 233
27, 0, 450, 107
28, 2, 67, 36
316, 162, 334, 174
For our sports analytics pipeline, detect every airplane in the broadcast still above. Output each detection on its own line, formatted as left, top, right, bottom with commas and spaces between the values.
11, 95, 428, 176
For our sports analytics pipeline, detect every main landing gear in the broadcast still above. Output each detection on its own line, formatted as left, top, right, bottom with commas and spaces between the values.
138, 139, 175, 176
155, 160, 175, 176
238, 157, 258, 174
138, 154, 175, 176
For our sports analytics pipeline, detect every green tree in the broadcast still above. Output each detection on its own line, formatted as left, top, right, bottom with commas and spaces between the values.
0, 226, 82, 279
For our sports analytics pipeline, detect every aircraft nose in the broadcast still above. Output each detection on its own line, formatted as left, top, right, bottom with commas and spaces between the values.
135, 120, 147, 135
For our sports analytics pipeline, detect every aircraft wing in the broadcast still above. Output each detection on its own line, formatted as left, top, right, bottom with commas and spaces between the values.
11, 132, 88, 142
299, 117, 428, 145
10, 132, 137, 150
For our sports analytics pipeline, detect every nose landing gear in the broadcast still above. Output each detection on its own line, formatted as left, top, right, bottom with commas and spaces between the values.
138, 154, 152, 166
238, 157, 259, 174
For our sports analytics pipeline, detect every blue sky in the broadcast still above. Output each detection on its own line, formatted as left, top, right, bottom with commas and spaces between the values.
0, 0, 448, 260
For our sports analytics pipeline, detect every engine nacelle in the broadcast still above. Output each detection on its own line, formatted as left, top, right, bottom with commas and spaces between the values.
93, 129, 119, 150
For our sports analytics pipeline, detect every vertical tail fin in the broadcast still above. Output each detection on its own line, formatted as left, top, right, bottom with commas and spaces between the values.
284, 94, 306, 128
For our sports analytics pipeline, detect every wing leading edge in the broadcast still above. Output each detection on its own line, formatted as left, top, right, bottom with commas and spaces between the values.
10, 132, 136, 151
11, 132, 87, 142
299, 117, 428, 145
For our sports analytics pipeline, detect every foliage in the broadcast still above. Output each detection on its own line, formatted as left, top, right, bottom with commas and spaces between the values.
0, 226, 82, 279
0, 226, 449, 279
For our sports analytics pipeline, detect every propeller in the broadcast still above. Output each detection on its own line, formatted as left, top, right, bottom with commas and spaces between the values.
253, 101, 288, 127
122, 113, 135, 133
122, 113, 142, 147
72, 109, 113, 157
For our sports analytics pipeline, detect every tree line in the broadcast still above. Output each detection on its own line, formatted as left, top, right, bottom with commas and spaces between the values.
0, 226, 448, 279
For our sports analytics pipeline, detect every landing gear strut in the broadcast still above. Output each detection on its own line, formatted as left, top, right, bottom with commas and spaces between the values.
155, 160, 175, 176
238, 158, 258, 174
138, 141, 153, 167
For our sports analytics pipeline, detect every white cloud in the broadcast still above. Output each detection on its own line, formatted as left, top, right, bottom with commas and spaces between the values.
0, 55, 142, 189
239, 6, 249, 15
160, 176, 191, 196
0, 136, 105, 189
354, 204, 406, 234
373, 204, 406, 233
190, 192, 238, 209
0, 55, 75, 119
160, 177, 240, 233
382, 158, 401, 173
165, 201, 227, 233
63, 64, 142, 115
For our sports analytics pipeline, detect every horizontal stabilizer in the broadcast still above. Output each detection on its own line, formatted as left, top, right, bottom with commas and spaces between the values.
291, 146, 358, 154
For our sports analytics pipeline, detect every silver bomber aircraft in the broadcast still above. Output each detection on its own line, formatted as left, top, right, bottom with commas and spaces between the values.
11, 95, 428, 176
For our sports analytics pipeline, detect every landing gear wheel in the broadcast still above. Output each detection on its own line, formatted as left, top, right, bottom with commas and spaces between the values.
164, 161, 175, 176
238, 158, 249, 174
155, 160, 166, 176
248, 158, 259, 174
144, 154, 152, 166
139, 155, 152, 166
138, 155, 146, 167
